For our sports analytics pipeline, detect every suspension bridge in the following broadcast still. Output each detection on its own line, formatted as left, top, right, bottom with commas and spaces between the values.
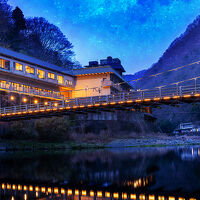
0, 79, 200, 121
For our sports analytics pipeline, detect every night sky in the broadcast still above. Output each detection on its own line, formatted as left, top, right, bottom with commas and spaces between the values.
7, 0, 200, 74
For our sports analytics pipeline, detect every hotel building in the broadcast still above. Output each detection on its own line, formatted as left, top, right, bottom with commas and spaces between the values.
0, 47, 132, 107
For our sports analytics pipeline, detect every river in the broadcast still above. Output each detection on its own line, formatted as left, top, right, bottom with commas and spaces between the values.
0, 146, 199, 199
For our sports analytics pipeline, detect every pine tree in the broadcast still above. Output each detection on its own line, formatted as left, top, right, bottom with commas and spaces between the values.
12, 6, 26, 33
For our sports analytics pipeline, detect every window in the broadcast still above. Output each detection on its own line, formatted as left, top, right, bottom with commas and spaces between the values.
15, 62, 23, 71
48, 72, 55, 80
66, 80, 73, 86
25, 66, 34, 74
57, 75, 64, 84
0, 59, 10, 70
37, 69, 45, 79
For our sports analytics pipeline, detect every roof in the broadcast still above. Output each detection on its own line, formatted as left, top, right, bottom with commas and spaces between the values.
0, 46, 73, 76
71, 66, 132, 88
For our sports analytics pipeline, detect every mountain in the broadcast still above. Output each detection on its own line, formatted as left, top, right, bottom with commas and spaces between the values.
135, 15, 200, 90
123, 69, 146, 87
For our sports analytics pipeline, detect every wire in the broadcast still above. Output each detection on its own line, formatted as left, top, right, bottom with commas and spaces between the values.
62, 59, 200, 94
116, 60, 200, 86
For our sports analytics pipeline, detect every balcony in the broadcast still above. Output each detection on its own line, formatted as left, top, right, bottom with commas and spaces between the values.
101, 80, 122, 91
0, 82, 64, 100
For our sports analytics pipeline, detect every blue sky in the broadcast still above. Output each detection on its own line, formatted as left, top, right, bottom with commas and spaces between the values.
7, 0, 200, 74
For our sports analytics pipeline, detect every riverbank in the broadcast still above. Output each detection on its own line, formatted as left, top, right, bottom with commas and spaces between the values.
0, 135, 200, 151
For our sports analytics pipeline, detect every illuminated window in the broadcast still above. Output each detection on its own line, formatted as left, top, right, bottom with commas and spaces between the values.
15, 62, 23, 71
0, 59, 10, 70
57, 75, 64, 84
48, 72, 55, 80
66, 80, 73, 86
25, 65, 34, 74
37, 69, 45, 79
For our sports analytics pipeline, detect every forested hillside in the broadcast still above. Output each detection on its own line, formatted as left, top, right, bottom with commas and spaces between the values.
134, 15, 200, 89
0, 0, 79, 69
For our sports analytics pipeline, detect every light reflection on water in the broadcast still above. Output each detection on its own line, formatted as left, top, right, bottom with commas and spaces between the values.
0, 146, 199, 199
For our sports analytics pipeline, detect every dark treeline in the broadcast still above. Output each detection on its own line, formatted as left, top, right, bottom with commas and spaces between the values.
0, 0, 80, 69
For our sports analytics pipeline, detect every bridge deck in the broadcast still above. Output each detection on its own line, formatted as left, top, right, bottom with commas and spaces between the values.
0, 84, 200, 121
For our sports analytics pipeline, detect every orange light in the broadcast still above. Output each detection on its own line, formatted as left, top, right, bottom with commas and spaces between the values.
68, 189, 72, 195
54, 188, 59, 194
163, 96, 171, 100
44, 102, 48, 106
1, 183, 5, 189
23, 185, 27, 191
90, 191, 94, 197
130, 194, 136, 200
119, 101, 124, 104
87, 104, 92, 107
61, 188, 65, 194
23, 98, 27, 103
122, 193, 127, 199
110, 102, 116, 105
54, 103, 58, 107
29, 186, 33, 191
12, 185, 16, 190
75, 190, 79, 195
41, 187, 45, 193
113, 193, 119, 198
126, 100, 133, 103
144, 98, 151, 102
135, 99, 142, 103
47, 188, 51, 193
149, 195, 155, 200
139, 194, 145, 200
10, 96, 15, 101
194, 94, 200, 97
169, 197, 175, 200
105, 192, 110, 198
18, 185, 22, 190
94, 104, 100, 106
35, 186, 39, 192
153, 97, 160, 101
34, 100, 38, 104
183, 94, 191, 98
178, 198, 185, 200
158, 196, 165, 200
79, 105, 85, 108
66, 106, 71, 109
173, 95, 180, 99
7, 184, 11, 189
97, 191, 102, 197
82, 190, 87, 196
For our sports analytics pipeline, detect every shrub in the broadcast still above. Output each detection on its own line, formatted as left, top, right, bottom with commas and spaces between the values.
35, 117, 70, 142
1, 121, 36, 140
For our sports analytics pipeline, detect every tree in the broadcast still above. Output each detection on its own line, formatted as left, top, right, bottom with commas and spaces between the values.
12, 6, 26, 33
24, 17, 74, 68
0, 0, 12, 46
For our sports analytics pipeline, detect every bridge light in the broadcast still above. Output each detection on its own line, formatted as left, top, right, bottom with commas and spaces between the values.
23, 98, 27, 103
10, 96, 15, 101
90, 191, 94, 197
34, 100, 38, 104
105, 192, 110, 198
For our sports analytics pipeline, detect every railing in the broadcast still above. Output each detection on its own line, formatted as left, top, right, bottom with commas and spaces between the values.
102, 80, 122, 91
1, 84, 200, 116
0, 82, 64, 100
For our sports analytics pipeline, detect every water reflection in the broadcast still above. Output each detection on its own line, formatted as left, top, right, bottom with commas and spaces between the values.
0, 147, 199, 199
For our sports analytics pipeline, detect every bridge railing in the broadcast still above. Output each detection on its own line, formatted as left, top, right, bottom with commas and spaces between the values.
1, 84, 200, 116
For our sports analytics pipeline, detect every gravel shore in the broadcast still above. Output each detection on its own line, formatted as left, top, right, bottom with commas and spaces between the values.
106, 135, 200, 148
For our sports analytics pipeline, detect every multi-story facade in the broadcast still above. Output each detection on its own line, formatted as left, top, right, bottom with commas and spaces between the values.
0, 47, 132, 107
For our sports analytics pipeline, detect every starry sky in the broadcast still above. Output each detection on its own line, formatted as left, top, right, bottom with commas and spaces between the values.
7, 0, 200, 74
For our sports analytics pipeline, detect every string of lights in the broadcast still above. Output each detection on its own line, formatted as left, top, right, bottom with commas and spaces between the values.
69, 59, 200, 94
